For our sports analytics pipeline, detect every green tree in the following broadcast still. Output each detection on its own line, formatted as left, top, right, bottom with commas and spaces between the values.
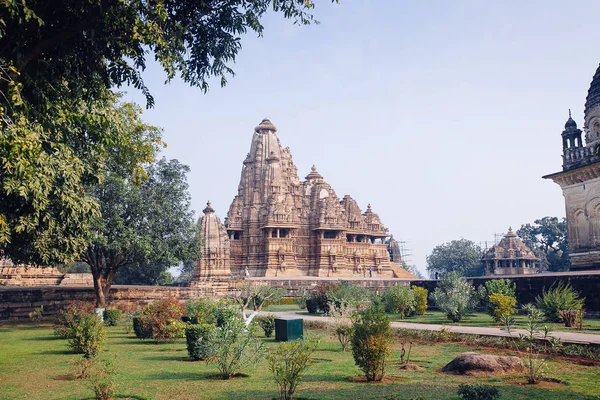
82, 158, 198, 307
426, 239, 484, 277
430, 271, 476, 322
517, 217, 570, 272
351, 303, 392, 382
0, 0, 334, 266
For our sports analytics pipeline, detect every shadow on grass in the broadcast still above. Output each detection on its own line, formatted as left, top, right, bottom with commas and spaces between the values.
142, 355, 193, 362
38, 349, 73, 355
28, 335, 62, 341
81, 395, 149, 400
146, 371, 220, 380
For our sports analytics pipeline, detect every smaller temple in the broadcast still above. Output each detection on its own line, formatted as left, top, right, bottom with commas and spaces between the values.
481, 228, 540, 275
192, 202, 231, 284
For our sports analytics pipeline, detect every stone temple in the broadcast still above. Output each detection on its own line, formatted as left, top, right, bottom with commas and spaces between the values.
481, 228, 540, 275
193, 119, 414, 281
544, 64, 600, 270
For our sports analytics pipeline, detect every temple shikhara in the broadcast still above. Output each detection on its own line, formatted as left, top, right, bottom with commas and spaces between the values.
544, 64, 600, 270
193, 119, 414, 281
481, 228, 540, 275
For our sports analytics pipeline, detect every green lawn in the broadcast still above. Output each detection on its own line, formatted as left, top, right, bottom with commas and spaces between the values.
1, 323, 599, 399
388, 311, 600, 334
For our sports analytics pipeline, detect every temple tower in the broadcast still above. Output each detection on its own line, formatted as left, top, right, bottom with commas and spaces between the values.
544, 64, 600, 270
193, 201, 231, 281
220, 118, 416, 279
481, 228, 540, 275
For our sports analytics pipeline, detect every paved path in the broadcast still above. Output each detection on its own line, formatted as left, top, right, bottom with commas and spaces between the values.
260, 311, 600, 345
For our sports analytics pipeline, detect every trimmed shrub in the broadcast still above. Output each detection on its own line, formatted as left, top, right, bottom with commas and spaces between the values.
383, 285, 415, 318
54, 301, 95, 338
132, 316, 152, 339
488, 292, 516, 322
457, 384, 500, 400
351, 304, 392, 382
303, 320, 328, 330
67, 312, 107, 358
268, 337, 320, 400
134, 297, 185, 342
536, 281, 585, 323
255, 314, 276, 337
412, 286, 428, 315
185, 324, 216, 360
430, 272, 475, 322
186, 297, 217, 325
305, 299, 318, 314
103, 309, 121, 326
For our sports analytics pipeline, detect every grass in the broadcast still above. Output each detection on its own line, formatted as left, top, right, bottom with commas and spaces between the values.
1, 322, 599, 399
387, 311, 600, 334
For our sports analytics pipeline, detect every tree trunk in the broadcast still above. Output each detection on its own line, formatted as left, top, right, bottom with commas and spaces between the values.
93, 275, 106, 308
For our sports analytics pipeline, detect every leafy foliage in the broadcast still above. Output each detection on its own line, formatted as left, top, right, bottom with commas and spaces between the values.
411, 286, 428, 315
267, 337, 320, 400
67, 312, 107, 359
535, 281, 585, 323
89, 359, 117, 400
351, 304, 392, 382
0, 0, 333, 267
488, 292, 516, 322
54, 301, 95, 338
426, 239, 484, 277
502, 304, 560, 384
478, 279, 516, 316
186, 297, 218, 325
382, 285, 416, 319
457, 384, 500, 400
102, 310, 121, 326
137, 297, 186, 343
208, 316, 265, 379
430, 272, 475, 322
255, 315, 276, 338
185, 324, 216, 361
83, 158, 198, 307
517, 217, 570, 271
232, 282, 284, 326
132, 316, 153, 339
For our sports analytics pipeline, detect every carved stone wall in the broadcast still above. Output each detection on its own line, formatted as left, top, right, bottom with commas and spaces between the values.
219, 119, 413, 279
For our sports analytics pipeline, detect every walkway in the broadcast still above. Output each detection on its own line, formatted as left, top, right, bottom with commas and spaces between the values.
261, 311, 600, 345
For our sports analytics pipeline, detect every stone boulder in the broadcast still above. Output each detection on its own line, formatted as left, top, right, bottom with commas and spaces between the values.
441, 352, 524, 376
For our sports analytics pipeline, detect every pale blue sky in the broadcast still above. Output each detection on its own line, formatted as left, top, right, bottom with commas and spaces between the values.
124, 1, 600, 277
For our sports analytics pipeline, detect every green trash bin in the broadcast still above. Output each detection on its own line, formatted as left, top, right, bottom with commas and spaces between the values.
275, 318, 303, 341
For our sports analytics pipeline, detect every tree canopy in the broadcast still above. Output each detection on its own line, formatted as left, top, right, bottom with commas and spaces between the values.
517, 217, 570, 272
426, 239, 484, 278
83, 158, 198, 307
1, 0, 333, 266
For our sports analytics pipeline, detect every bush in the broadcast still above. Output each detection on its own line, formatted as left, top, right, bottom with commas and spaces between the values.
213, 301, 236, 327
383, 285, 416, 318
305, 299, 318, 314
28, 305, 44, 323
536, 281, 585, 323
137, 297, 186, 343
132, 316, 153, 339
209, 317, 265, 379
479, 279, 516, 318
488, 292, 516, 322
54, 301, 95, 338
68, 312, 107, 358
102, 310, 121, 326
185, 324, 216, 360
411, 286, 428, 315
255, 314, 276, 337
267, 337, 320, 400
430, 272, 475, 322
457, 384, 500, 400
303, 320, 328, 330
90, 359, 117, 400
351, 304, 392, 382
186, 297, 217, 325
